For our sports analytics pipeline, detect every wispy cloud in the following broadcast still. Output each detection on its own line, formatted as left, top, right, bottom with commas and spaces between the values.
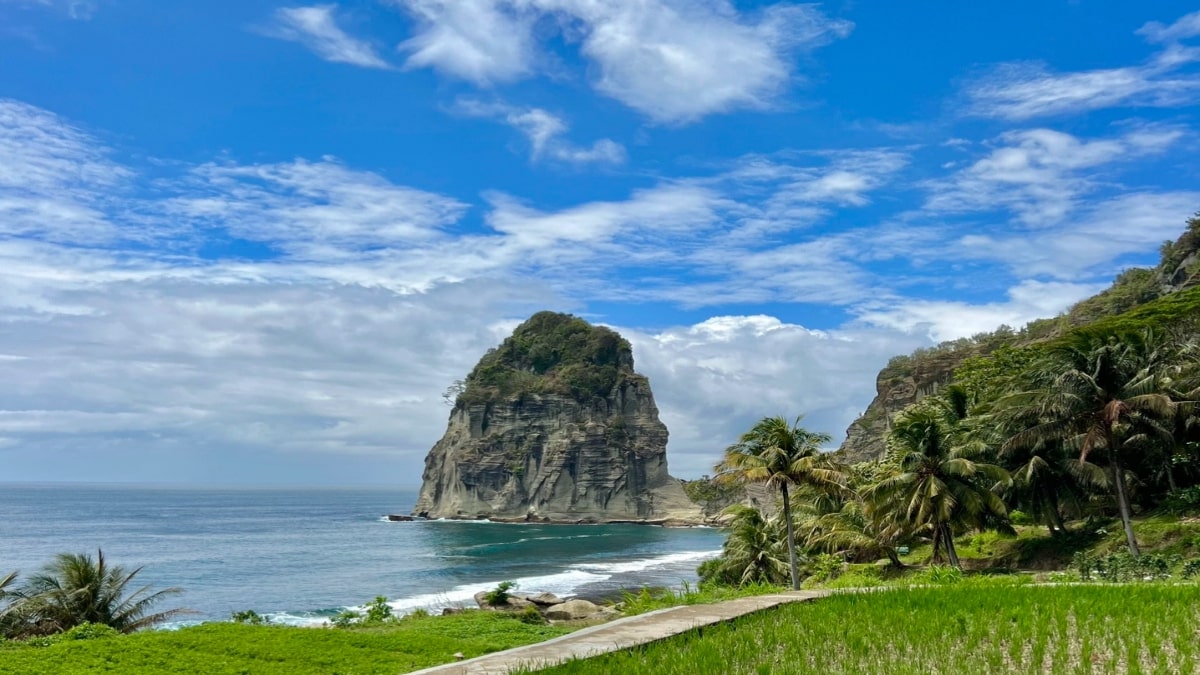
454, 100, 626, 164
393, 0, 852, 123
924, 125, 1185, 226
964, 10, 1200, 119
1137, 9, 1200, 44
265, 5, 391, 69
2, 98, 1196, 480
0, 0, 97, 19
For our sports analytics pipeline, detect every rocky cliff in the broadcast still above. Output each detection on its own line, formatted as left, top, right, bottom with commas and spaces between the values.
837, 214, 1200, 463
413, 312, 702, 524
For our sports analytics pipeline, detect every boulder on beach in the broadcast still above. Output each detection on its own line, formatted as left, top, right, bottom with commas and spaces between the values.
543, 598, 614, 621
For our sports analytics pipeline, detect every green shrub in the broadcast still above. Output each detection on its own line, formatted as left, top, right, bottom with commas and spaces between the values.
60, 623, 119, 641
230, 610, 267, 625
515, 606, 546, 625
1181, 559, 1200, 579
1073, 552, 1178, 582
1164, 487, 1200, 514
806, 554, 844, 584
485, 581, 518, 606
1008, 510, 1034, 526
363, 596, 394, 624
912, 565, 964, 585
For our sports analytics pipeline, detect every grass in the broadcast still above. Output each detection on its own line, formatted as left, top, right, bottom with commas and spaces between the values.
890, 513, 1200, 571
617, 581, 786, 616
0, 610, 574, 675
528, 585, 1200, 674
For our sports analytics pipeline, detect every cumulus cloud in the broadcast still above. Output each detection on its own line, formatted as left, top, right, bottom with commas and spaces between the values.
454, 100, 626, 164
628, 316, 929, 476
394, 0, 852, 122
265, 5, 391, 69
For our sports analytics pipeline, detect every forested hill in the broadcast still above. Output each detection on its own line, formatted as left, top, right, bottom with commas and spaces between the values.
837, 215, 1200, 462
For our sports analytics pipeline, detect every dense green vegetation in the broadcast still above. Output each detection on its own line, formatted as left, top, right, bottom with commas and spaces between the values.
700, 219, 1200, 587
455, 311, 637, 404
0, 611, 573, 675
530, 585, 1200, 674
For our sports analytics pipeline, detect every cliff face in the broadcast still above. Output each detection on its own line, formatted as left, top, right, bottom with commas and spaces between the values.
837, 350, 974, 463
413, 312, 701, 524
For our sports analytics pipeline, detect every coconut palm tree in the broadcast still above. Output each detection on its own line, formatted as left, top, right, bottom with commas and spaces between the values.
714, 415, 844, 590
1003, 329, 1181, 556
13, 550, 189, 635
702, 505, 790, 586
866, 408, 1011, 568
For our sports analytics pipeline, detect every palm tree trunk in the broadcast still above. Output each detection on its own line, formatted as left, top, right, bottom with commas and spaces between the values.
780, 483, 800, 590
942, 524, 961, 569
1165, 459, 1178, 492
1110, 455, 1140, 557
1044, 485, 1066, 535
930, 527, 942, 564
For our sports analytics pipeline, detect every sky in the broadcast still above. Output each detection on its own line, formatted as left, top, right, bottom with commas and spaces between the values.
1, 1, 1199, 485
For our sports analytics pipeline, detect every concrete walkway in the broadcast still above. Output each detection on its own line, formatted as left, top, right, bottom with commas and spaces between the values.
409, 590, 832, 675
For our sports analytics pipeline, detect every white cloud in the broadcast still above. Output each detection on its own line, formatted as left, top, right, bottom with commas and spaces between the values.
628, 316, 930, 476
549, 0, 852, 123
163, 158, 468, 258
0, 99, 134, 244
0, 0, 96, 19
1138, 10, 1200, 44
924, 126, 1184, 227
855, 280, 1106, 343
266, 5, 391, 69
396, 0, 536, 84
4, 98, 1196, 483
964, 18, 1200, 120
455, 100, 626, 164
393, 0, 852, 122
955, 191, 1200, 279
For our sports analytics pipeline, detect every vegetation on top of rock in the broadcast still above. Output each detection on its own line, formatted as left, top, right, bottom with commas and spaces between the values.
456, 311, 638, 404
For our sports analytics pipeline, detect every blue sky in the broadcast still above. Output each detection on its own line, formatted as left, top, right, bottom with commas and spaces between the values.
1, 0, 1199, 485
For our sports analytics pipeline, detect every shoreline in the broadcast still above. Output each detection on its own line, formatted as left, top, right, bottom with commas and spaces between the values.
393, 514, 717, 528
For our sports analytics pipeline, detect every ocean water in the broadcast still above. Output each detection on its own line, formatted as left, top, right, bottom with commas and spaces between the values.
0, 484, 725, 626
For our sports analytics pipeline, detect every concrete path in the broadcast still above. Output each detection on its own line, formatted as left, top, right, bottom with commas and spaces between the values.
409, 590, 831, 675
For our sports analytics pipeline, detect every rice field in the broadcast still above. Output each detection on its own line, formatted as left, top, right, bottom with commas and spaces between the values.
531, 585, 1200, 674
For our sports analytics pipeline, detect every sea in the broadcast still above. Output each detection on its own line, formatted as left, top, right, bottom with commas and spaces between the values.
0, 484, 725, 627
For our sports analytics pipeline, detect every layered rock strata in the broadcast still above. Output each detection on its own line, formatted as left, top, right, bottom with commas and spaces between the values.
413, 312, 702, 524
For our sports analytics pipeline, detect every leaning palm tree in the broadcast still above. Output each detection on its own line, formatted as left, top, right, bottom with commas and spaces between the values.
866, 408, 1011, 568
13, 550, 190, 635
1004, 329, 1181, 556
714, 415, 844, 590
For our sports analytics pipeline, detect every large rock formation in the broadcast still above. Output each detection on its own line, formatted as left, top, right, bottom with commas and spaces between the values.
413, 312, 702, 524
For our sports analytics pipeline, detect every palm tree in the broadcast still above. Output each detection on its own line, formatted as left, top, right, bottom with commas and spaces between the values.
866, 408, 1011, 568
703, 505, 790, 586
1004, 329, 1181, 556
13, 550, 189, 635
714, 415, 844, 590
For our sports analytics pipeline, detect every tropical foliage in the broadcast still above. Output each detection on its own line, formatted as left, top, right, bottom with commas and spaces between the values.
713, 416, 843, 589
0, 550, 188, 639
701, 218, 1200, 585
